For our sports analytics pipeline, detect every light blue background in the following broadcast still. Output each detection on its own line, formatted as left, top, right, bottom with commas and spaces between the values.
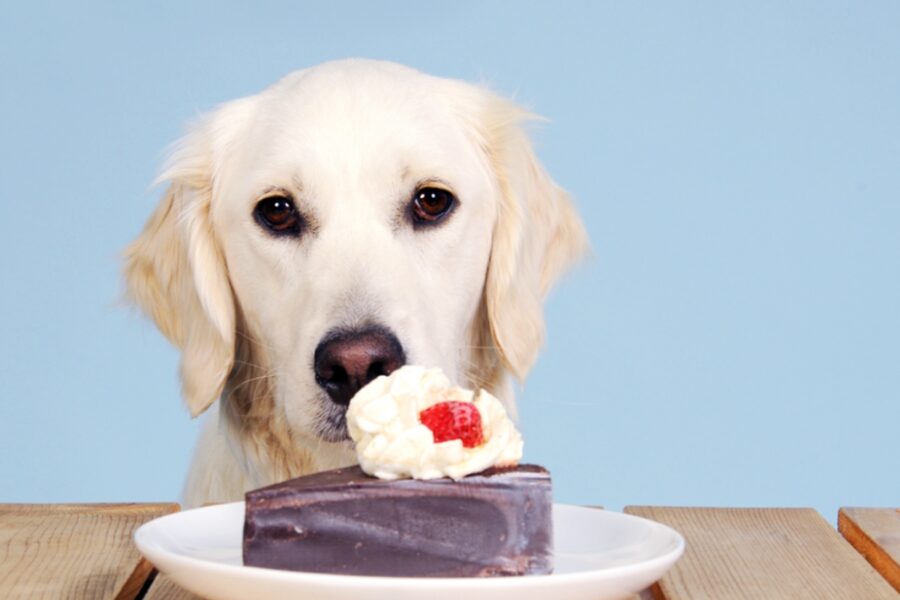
1, 2, 897, 521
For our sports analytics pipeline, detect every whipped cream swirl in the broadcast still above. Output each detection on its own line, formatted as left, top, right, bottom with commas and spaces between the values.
346, 365, 523, 480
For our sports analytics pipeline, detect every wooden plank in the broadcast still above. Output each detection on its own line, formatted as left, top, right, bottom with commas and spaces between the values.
144, 573, 206, 599
839, 507, 900, 591
0, 503, 178, 600
624, 506, 897, 599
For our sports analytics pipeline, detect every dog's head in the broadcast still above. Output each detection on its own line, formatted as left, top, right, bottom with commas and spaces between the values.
125, 60, 586, 455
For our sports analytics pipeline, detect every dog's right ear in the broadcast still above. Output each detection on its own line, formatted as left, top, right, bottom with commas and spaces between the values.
124, 110, 239, 417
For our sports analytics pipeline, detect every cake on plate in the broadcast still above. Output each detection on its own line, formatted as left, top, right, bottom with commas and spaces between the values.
242, 366, 553, 577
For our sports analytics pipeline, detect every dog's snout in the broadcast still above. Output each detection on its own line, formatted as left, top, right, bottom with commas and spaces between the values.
313, 326, 406, 406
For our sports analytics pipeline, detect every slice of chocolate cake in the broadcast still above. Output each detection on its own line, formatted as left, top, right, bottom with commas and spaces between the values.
243, 464, 552, 577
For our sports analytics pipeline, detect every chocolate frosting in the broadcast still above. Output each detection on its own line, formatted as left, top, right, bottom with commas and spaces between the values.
243, 464, 552, 577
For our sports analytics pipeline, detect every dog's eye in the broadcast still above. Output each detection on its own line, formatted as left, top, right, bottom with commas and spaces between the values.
411, 187, 456, 225
254, 195, 302, 236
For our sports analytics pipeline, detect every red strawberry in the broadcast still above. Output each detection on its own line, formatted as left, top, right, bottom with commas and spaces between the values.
419, 401, 485, 448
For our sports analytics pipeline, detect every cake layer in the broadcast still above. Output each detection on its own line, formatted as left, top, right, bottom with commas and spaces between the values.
243, 464, 552, 577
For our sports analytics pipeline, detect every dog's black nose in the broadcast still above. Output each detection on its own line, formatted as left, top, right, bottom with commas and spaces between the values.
313, 326, 406, 406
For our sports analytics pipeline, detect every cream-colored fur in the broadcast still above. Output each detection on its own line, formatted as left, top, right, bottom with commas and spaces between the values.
124, 60, 587, 507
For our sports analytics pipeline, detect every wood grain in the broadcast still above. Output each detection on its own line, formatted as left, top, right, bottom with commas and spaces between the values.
625, 506, 897, 599
0, 503, 178, 600
144, 573, 206, 599
839, 507, 900, 591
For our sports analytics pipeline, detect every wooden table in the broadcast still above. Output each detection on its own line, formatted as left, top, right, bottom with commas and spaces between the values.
1, 503, 897, 599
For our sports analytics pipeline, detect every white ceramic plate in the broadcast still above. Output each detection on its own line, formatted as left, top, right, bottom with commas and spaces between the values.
135, 502, 684, 600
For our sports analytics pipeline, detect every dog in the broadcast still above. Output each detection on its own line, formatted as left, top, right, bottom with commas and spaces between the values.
124, 59, 587, 507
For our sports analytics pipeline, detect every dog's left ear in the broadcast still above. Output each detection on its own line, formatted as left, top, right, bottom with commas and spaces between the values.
476, 97, 589, 380
124, 106, 242, 417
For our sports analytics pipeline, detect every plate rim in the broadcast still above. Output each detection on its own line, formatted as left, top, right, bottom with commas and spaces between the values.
135, 501, 685, 589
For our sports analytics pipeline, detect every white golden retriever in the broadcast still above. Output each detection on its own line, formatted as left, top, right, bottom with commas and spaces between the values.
125, 59, 587, 507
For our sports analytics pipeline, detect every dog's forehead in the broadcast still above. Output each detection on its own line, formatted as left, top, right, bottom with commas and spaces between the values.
264, 60, 454, 131
232, 61, 487, 203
